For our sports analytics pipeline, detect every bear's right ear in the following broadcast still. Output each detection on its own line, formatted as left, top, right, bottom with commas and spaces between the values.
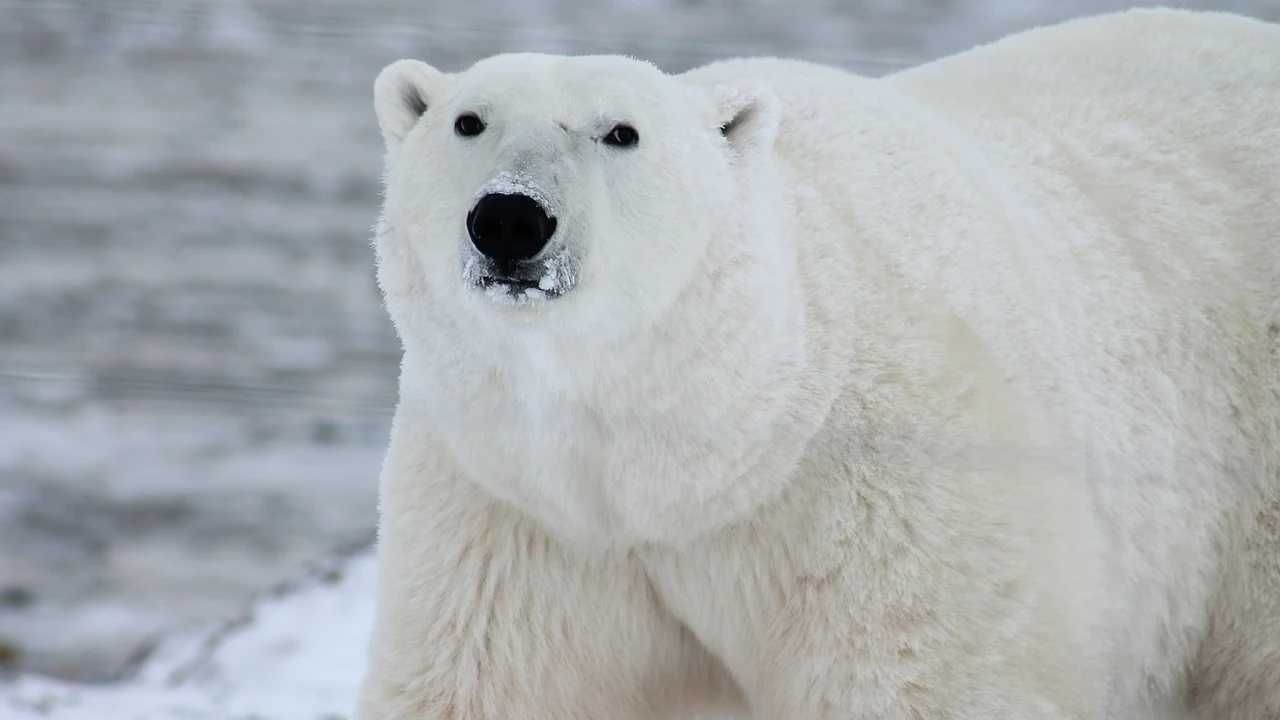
709, 81, 780, 158
374, 59, 450, 153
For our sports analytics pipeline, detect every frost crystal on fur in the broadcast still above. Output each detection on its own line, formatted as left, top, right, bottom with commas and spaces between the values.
476, 171, 557, 215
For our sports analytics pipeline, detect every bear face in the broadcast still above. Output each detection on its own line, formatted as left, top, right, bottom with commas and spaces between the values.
374, 53, 781, 346
372, 54, 803, 545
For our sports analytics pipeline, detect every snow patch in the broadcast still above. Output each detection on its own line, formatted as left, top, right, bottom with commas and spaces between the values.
2, 551, 378, 720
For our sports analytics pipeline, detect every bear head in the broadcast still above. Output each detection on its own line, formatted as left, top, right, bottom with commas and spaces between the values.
372, 53, 802, 544
373, 53, 783, 350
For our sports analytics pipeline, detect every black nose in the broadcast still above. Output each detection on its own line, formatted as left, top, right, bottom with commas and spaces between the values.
466, 193, 557, 263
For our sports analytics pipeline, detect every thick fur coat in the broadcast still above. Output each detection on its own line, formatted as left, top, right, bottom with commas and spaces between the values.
357, 8, 1280, 720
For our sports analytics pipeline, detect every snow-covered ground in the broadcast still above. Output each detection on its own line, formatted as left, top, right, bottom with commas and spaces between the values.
3, 548, 377, 720
3, 0, 1280, 716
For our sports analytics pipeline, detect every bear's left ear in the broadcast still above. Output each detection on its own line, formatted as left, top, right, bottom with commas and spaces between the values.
709, 82, 780, 157
374, 59, 451, 153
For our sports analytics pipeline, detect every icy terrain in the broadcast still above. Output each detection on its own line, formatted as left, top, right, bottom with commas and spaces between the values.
3, 549, 376, 720
2, 0, 1279, 715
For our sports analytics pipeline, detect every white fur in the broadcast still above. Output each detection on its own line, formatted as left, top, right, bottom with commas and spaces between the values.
358, 9, 1280, 720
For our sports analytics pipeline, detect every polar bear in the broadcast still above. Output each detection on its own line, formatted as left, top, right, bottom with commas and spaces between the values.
357, 8, 1280, 720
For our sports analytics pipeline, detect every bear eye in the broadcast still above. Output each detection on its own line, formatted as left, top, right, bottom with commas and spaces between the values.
454, 113, 485, 137
602, 124, 639, 148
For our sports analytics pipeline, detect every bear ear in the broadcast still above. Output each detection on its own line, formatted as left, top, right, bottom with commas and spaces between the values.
374, 59, 450, 153
709, 82, 780, 156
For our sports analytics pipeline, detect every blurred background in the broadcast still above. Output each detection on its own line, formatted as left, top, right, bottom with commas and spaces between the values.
1, 0, 1278, 692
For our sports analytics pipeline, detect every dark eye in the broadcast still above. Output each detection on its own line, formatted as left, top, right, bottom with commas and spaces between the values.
454, 113, 485, 137
603, 124, 639, 148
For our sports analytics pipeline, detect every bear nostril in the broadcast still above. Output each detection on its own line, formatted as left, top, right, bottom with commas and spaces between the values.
466, 193, 558, 263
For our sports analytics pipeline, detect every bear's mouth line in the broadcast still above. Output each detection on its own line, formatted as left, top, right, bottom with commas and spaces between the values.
476, 273, 563, 296
463, 251, 577, 302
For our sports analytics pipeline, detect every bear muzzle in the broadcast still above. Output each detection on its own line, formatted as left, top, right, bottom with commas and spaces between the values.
462, 192, 577, 303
